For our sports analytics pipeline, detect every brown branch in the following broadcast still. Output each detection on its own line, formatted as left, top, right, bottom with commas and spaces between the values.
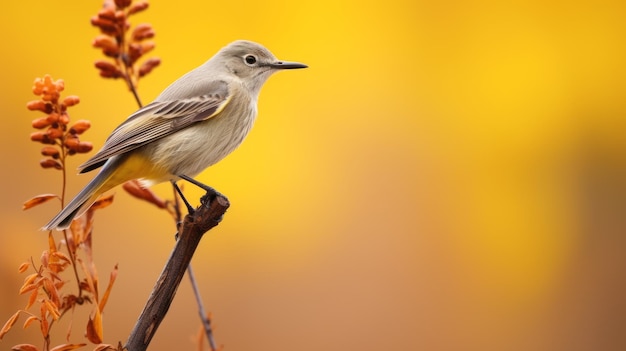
124, 192, 229, 351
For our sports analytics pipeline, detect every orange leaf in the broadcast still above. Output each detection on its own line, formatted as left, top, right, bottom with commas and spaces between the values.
23, 194, 59, 210
89, 194, 114, 211
39, 315, 49, 336
18, 262, 30, 273
22, 273, 39, 287
93, 344, 115, 351
48, 232, 58, 254
50, 344, 87, 351
0, 311, 20, 339
79, 260, 97, 300
99, 264, 118, 313
19, 283, 39, 295
43, 299, 60, 320
25, 289, 38, 310
123, 180, 166, 208
44, 278, 61, 307
85, 308, 103, 344
22, 316, 39, 330
10, 344, 40, 351
51, 251, 72, 264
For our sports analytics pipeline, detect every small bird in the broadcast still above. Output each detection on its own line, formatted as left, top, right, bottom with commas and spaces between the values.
43, 40, 307, 230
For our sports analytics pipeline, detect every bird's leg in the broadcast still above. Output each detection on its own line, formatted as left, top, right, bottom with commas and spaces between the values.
171, 180, 195, 214
178, 174, 219, 196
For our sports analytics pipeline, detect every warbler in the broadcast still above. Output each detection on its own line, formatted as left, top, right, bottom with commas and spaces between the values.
43, 40, 307, 230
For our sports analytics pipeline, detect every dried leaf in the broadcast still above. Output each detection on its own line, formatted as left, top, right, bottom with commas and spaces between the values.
89, 194, 115, 211
122, 180, 166, 208
19, 283, 38, 295
40, 317, 49, 337
93, 345, 115, 351
25, 289, 38, 310
43, 299, 60, 320
85, 308, 103, 344
10, 344, 40, 351
99, 264, 118, 313
44, 278, 61, 307
23, 194, 59, 210
0, 311, 20, 339
22, 273, 38, 286
48, 232, 58, 254
50, 344, 87, 351
23, 316, 39, 330
51, 251, 72, 264
79, 260, 97, 300
18, 262, 30, 273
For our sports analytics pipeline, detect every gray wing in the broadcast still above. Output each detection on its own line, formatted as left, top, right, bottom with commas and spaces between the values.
79, 80, 231, 173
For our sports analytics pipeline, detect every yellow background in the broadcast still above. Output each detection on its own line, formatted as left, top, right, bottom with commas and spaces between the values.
1, 1, 626, 350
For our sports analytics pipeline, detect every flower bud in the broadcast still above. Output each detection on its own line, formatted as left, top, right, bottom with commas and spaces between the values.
46, 113, 60, 123
114, 0, 132, 9
27, 100, 52, 113
59, 113, 70, 125
131, 24, 154, 42
97, 7, 116, 21
64, 136, 79, 149
139, 57, 161, 77
46, 128, 64, 140
41, 146, 60, 158
30, 131, 46, 142
40, 158, 62, 170
63, 95, 80, 107
76, 142, 93, 153
70, 120, 91, 134
128, 1, 149, 15
32, 117, 51, 129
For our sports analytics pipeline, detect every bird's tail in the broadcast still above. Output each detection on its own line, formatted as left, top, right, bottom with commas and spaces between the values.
42, 157, 122, 231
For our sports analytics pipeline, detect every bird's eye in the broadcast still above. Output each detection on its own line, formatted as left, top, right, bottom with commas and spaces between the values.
244, 55, 257, 66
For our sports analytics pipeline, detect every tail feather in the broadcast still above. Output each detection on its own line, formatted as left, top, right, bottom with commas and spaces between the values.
42, 157, 122, 231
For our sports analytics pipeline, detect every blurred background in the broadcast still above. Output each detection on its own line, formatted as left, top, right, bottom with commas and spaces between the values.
1, 0, 626, 350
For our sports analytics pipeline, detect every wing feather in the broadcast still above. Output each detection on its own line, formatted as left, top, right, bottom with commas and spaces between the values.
79, 81, 230, 173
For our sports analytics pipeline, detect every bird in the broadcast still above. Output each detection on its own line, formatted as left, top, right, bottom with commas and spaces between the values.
43, 40, 307, 230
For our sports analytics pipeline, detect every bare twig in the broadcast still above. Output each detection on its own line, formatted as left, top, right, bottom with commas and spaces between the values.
187, 264, 217, 351
125, 192, 229, 351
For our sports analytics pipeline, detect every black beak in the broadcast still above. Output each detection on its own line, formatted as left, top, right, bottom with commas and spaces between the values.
270, 60, 308, 69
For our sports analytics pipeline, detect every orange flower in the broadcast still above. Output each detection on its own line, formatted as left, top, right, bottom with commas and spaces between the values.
27, 75, 92, 170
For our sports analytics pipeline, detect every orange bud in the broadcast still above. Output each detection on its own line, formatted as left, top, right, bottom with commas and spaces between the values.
30, 131, 46, 142
63, 95, 80, 107
40, 158, 62, 170
41, 146, 60, 157
32, 117, 51, 129
42, 92, 60, 103
46, 113, 60, 123
76, 142, 93, 153
115, 0, 132, 9
27, 100, 52, 113
131, 24, 155, 42
115, 10, 126, 21
93, 35, 119, 51
59, 113, 70, 125
64, 136, 79, 149
128, 1, 149, 15
139, 57, 161, 77
91, 16, 118, 35
97, 7, 116, 21
43, 75, 54, 87
99, 69, 124, 79
54, 79, 65, 92
46, 128, 64, 140
70, 120, 91, 134
95, 60, 119, 72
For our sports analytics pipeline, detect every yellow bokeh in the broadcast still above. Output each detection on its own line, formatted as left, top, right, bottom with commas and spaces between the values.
1, 1, 626, 350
